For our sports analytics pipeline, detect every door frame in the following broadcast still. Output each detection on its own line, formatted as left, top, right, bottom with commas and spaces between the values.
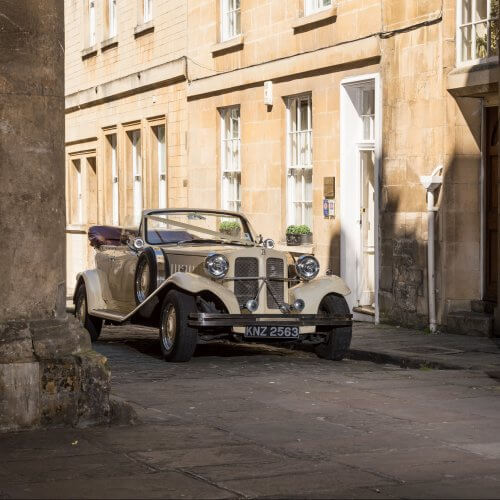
340, 73, 382, 323
482, 100, 499, 301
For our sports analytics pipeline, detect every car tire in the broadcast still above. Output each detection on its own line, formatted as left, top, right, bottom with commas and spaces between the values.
134, 248, 158, 305
314, 294, 352, 361
159, 290, 198, 362
75, 283, 103, 342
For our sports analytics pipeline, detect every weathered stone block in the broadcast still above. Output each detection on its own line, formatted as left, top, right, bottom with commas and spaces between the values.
0, 321, 34, 363
40, 357, 79, 427
0, 362, 40, 431
394, 282, 418, 313
76, 351, 111, 426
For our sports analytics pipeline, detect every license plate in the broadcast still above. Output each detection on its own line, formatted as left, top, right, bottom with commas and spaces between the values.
244, 325, 299, 339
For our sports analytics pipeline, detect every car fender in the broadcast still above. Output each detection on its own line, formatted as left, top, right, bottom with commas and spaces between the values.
75, 269, 108, 311
288, 275, 351, 314
162, 272, 241, 314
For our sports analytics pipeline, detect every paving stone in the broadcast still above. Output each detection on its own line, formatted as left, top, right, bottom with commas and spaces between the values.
218, 469, 394, 498
377, 476, 500, 499
1, 452, 153, 484
132, 444, 283, 469
336, 445, 500, 483
0, 471, 235, 499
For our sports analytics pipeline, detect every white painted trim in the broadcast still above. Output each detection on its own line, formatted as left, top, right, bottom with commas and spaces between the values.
340, 73, 381, 323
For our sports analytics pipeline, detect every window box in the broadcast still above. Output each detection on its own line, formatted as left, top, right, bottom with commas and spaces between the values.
134, 20, 154, 37
286, 233, 313, 246
292, 5, 338, 32
211, 34, 244, 56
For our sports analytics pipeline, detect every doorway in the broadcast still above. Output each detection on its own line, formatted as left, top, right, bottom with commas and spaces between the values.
340, 75, 380, 322
484, 105, 499, 302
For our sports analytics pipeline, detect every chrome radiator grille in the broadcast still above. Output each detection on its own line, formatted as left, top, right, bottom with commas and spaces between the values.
266, 258, 285, 309
234, 257, 259, 307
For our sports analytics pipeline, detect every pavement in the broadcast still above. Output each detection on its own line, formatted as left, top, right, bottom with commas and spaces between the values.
1, 323, 500, 499
349, 323, 500, 375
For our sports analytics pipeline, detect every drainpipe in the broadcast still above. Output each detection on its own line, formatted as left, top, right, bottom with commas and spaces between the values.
420, 166, 443, 333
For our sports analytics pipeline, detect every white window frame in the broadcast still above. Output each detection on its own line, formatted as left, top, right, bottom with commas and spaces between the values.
221, 0, 241, 42
456, 0, 499, 65
108, 0, 117, 38
143, 0, 153, 23
220, 106, 241, 212
88, 0, 96, 46
304, 0, 332, 16
286, 94, 313, 228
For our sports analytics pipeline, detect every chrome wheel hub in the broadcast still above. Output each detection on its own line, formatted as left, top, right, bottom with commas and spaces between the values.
161, 304, 176, 352
136, 261, 150, 302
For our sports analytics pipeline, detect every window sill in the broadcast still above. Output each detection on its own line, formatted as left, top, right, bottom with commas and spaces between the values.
211, 34, 244, 56
101, 36, 118, 51
275, 242, 315, 255
292, 5, 338, 32
134, 21, 154, 38
81, 45, 98, 60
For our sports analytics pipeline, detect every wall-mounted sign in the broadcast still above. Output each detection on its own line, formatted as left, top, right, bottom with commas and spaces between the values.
324, 176, 335, 199
323, 199, 329, 217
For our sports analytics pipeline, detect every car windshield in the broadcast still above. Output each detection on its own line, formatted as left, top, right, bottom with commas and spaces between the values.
144, 211, 254, 246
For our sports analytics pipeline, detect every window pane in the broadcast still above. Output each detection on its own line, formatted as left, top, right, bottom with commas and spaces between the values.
475, 22, 488, 58
300, 99, 309, 131
462, 0, 473, 23
461, 25, 473, 60
475, 0, 487, 21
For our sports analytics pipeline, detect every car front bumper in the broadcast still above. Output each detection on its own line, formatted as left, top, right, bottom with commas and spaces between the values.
188, 313, 352, 329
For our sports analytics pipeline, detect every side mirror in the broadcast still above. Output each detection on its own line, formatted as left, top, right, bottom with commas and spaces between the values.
263, 238, 275, 249
133, 238, 145, 250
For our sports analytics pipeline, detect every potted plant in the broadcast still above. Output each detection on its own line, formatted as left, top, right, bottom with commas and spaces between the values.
219, 221, 241, 238
286, 225, 313, 246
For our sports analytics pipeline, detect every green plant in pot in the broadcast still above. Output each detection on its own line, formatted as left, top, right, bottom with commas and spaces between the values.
286, 225, 312, 246
219, 221, 241, 238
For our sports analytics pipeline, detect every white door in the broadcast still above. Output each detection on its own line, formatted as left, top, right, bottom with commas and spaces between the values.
340, 76, 379, 321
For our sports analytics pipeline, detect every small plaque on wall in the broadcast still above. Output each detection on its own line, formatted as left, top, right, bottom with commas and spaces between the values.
324, 177, 335, 199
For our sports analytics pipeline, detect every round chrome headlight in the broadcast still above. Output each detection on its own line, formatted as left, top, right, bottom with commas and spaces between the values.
204, 254, 229, 279
295, 255, 320, 281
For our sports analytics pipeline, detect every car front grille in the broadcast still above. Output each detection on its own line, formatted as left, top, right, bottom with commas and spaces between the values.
266, 258, 285, 309
234, 257, 259, 307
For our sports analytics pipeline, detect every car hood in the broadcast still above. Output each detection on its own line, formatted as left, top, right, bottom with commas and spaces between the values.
161, 244, 288, 260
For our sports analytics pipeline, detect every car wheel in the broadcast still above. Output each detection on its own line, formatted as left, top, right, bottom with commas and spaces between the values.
75, 283, 103, 342
134, 248, 158, 305
159, 290, 198, 362
314, 294, 352, 361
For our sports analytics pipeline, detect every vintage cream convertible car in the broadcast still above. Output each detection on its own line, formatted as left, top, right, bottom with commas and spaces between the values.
74, 209, 353, 362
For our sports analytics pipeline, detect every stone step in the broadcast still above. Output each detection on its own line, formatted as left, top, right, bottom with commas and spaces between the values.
471, 299, 496, 315
447, 311, 493, 337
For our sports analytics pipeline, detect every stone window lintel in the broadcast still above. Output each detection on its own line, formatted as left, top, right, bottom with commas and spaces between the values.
81, 45, 98, 59
292, 5, 338, 32
101, 36, 118, 51
134, 20, 154, 37
211, 34, 244, 56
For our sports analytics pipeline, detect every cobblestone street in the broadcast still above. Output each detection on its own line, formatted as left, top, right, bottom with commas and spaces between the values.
1, 324, 500, 498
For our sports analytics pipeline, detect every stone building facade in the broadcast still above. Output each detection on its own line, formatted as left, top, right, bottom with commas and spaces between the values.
65, 0, 499, 334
